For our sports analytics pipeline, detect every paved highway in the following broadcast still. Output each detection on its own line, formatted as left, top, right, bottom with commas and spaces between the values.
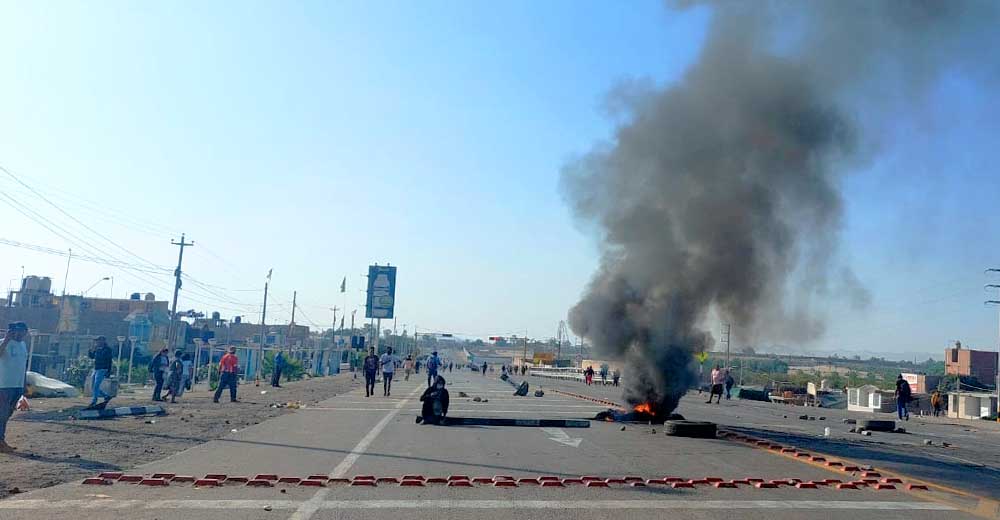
0, 371, 989, 519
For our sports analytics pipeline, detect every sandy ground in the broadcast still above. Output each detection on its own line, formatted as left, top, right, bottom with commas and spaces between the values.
0, 372, 362, 499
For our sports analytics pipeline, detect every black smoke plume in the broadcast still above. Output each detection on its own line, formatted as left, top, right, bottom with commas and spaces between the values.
562, 1, 999, 417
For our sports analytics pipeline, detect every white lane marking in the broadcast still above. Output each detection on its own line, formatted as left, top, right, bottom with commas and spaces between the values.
0, 500, 955, 511
541, 427, 583, 448
287, 384, 422, 520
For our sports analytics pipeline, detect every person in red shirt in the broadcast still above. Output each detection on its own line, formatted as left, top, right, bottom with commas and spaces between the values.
213, 346, 240, 403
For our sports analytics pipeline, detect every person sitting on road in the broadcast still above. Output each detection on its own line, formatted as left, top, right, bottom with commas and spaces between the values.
706, 364, 724, 404
416, 375, 450, 425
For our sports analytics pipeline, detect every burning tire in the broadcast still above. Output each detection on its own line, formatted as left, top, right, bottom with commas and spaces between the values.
663, 420, 717, 438
860, 419, 895, 432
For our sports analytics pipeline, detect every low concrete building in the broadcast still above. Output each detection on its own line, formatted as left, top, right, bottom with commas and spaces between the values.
947, 392, 998, 420
945, 341, 997, 384
847, 385, 895, 413
901, 372, 942, 395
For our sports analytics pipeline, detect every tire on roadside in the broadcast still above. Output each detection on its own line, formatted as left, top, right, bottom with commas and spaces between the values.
664, 420, 717, 438
860, 419, 895, 432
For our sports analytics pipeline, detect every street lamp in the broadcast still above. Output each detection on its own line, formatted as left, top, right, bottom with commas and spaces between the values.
83, 277, 110, 296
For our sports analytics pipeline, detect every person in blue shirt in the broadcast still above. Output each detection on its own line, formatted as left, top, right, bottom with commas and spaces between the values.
426, 351, 441, 388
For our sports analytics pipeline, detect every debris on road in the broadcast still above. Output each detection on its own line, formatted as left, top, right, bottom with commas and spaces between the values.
924, 439, 933, 445
472, 396, 482, 402
80, 405, 166, 420
513, 381, 529, 396
534, 389, 544, 397
458, 391, 469, 398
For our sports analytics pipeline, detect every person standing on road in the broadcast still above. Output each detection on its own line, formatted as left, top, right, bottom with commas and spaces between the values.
426, 351, 441, 388
724, 369, 735, 400
363, 347, 379, 397
706, 365, 724, 404
403, 355, 414, 381
164, 351, 184, 403
87, 336, 114, 408
381, 347, 399, 396
599, 365, 608, 385
448, 362, 453, 373
930, 389, 943, 417
521, 365, 526, 376
182, 351, 193, 392
894, 374, 911, 421
271, 350, 286, 388
0, 322, 29, 453
481, 361, 488, 377
416, 375, 450, 425
584, 365, 594, 385
148, 348, 170, 402
213, 346, 240, 403
612, 369, 620, 387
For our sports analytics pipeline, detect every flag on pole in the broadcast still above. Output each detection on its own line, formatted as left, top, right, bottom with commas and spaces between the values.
267, 268, 273, 281
340, 276, 346, 293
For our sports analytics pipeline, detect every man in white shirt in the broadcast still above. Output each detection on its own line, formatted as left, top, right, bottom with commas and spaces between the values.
380, 347, 399, 397
0, 322, 29, 453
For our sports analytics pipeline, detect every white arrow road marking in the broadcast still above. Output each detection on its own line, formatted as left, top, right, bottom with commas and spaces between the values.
541, 427, 583, 448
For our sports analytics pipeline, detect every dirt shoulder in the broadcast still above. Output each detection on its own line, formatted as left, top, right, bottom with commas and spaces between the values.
0, 372, 362, 499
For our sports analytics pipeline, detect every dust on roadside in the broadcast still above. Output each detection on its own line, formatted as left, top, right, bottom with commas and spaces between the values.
0, 373, 362, 499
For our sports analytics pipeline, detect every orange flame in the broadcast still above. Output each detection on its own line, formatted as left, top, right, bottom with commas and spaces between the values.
633, 402, 655, 414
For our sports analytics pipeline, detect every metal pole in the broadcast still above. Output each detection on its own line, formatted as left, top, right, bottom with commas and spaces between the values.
115, 337, 124, 378
26, 330, 35, 372
986, 271, 1000, 422
258, 278, 269, 382
375, 318, 381, 354
127, 336, 137, 384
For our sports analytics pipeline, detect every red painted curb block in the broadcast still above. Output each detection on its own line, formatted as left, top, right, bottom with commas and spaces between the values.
350, 480, 376, 487
825, 461, 843, 467
780, 448, 796, 453
881, 478, 902, 484
118, 475, 143, 483
747, 478, 764, 483
624, 476, 644, 482
403, 475, 425, 481
796, 483, 819, 489
849, 481, 870, 487
768, 445, 783, 451
83, 478, 112, 485
767, 480, 789, 487
581, 476, 602, 481
400, 480, 425, 487
448, 481, 473, 487
494, 481, 518, 488
646, 479, 668, 485
246, 479, 273, 487
714, 482, 737, 488
810, 457, 826, 462
307, 475, 328, 481
754, 483, 778, 489
518, 478, 540, 485
842, 466, 861, 472
874, 484, 896, 490
541, 481, 564, 487
907, 484, 929, 491
170, 476, 196, 483
194, 479, 222, 487
731, 479, 750, 485
426, 477, 448, 484
808, 481, 830, 486
226, 477, 249, 484
98, 472, 123, 480
688, 479, 708, 485
539, 476, 560, 482
606, 478, 626, 484
631, 482, 646, 487
664, 477, 685, 483
139, 478, 169, 487
837, 483, 859, 490
151, 473, 175, 479
354, 475, 376, 481
299, 480, 325, 487
278, 477, 301, 484
204, 474, 227, 481
494, 475, 514, 481
795, 453, 811, 458
586, 481, 609, 488
705, 477, 723, 483
254, 474, 279, 481
671, 482, 694, 489
328, 478, 351, 484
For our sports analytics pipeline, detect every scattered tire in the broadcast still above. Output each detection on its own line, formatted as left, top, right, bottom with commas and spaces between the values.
861, 419, 895, 432
664, 420, 717, 438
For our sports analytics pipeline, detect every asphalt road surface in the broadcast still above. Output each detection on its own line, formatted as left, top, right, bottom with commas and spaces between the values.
0, 371, 991, 520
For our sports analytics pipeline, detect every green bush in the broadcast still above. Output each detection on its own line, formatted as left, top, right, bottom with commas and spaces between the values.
64, 356, 94, 389
262, 352, 305, 382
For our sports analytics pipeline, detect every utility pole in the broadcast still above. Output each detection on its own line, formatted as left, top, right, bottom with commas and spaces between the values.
288, 290, 297, 347
257, 270, 271, 382
168, 235, 193, 348
722, 323, 732, 370
986, 268, 1000, 422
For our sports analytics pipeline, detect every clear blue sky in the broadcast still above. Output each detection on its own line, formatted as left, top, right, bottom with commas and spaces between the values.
0, 1, 997, 360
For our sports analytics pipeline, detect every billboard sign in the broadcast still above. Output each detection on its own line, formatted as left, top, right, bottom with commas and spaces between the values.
365, 265, 397, 319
